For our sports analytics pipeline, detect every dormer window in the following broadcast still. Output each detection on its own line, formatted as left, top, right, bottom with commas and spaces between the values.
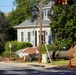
42, 9, 51, 20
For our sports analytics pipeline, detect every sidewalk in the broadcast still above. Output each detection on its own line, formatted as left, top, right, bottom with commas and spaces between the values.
0, 61, 76, 69
0, 61, 59, 68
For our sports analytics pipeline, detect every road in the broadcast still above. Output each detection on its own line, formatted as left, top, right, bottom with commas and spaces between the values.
0, 62, 76, 75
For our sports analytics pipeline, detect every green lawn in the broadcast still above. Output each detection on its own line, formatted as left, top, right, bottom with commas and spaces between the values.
51, 59, 76, 65
50, 60, 69, 65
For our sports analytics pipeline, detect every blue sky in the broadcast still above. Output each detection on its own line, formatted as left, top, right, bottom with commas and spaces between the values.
0, 0, 15, 12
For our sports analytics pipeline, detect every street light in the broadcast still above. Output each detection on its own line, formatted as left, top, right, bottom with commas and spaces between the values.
9, 43, 12, 61
39, 0, 42, 63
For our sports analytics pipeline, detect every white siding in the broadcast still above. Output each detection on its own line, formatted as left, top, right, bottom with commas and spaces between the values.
17, 27, 51, 47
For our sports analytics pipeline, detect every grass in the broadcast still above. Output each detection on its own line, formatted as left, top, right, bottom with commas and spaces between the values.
49, 60, 69, 65
51, 60, 76, 66
11, 58, 75, 66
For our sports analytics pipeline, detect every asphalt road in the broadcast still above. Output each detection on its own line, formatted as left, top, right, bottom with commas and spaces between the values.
0, 62, 76, 75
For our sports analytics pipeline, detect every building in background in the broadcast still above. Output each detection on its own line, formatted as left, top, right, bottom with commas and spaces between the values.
4, 12, 10, 16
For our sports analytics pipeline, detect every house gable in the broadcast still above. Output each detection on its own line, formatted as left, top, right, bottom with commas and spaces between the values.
13, 19, 51, 29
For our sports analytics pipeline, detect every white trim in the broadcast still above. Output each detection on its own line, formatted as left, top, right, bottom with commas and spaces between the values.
42, 7, 51, 9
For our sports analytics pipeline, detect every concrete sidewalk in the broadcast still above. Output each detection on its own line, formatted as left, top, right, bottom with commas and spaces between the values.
0, 61, 75, 69
0, 61, 59, 68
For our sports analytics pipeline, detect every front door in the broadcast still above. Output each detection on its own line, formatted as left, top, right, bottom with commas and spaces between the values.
35, 31, 37, 47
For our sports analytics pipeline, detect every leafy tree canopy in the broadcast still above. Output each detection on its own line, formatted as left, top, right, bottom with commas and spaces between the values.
50, 5, 76, 48
8, 0, 51, 26
0, 11, 8, 53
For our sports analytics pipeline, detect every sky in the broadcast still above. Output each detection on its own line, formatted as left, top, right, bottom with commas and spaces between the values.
0, 0, 16, 12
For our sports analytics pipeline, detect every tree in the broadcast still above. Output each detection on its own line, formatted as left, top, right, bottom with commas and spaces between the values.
7, 0, 51, 40
0, 11, 8, 53
8, 0, 51, 24
50, 5, 76, 49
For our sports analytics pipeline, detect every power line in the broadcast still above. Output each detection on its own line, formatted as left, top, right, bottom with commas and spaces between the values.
0, 5, 16, 7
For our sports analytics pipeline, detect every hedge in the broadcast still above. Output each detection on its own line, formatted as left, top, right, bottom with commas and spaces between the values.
5, 40, 32, 52
38, 44, 59, 54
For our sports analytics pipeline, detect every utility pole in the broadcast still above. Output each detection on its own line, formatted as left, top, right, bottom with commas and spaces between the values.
39, 0, 42, 63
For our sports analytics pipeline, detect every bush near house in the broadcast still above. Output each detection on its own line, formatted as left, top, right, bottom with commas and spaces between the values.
1, 51, 10, 57
5, 40, 32, 52
38, 44, 59, 54
1, 41, 32, 57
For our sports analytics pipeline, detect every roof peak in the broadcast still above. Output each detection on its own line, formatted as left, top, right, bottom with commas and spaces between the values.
43, 1, 55, 8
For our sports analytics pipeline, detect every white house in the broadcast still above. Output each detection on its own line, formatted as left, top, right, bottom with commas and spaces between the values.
13, 1, 54, 47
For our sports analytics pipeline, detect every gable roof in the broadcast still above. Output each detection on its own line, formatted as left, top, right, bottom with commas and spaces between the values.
43, 1, 55, 9
13, 19, 51, 29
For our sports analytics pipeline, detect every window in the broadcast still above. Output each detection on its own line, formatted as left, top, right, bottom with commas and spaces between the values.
47, 9, 51, 18
43, 31, 46, 43
35, 31, 37, 47
45, 10, 47, 16
21, 32, 24, 42
42, 10, 44, 20
28, 32, 30, 42
42, 9, 50, 20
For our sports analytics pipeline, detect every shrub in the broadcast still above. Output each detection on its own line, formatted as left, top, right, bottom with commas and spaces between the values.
1, 51, 19, 58
5, 40, 32, 52
1, 51, 10, 57
38, 44, 59, 54
48, 44, 59, 51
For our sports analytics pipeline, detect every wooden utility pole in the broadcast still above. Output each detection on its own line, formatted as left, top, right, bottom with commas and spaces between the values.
39, 0, 42, 63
